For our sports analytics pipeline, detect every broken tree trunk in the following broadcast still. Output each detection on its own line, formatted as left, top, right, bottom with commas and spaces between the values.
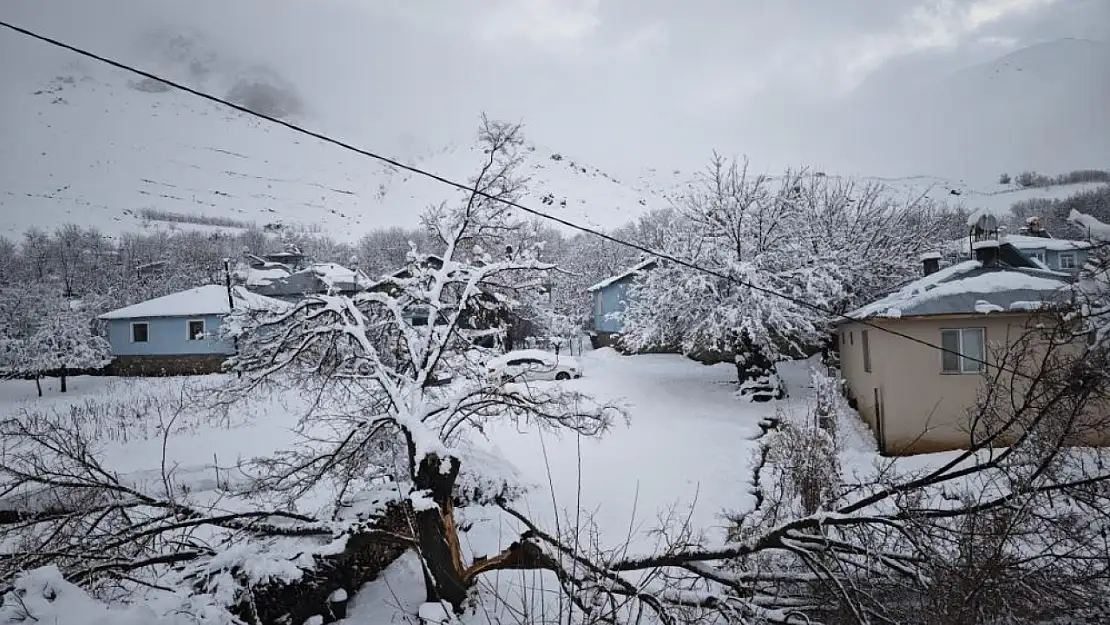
412, 452, 469, 612
219, 504, 413, 625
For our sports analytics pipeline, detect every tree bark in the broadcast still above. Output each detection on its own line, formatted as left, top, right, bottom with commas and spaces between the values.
35, 376, 42, 397
412, 453, 469, 612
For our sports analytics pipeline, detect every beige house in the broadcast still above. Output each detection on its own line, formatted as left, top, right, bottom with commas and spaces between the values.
836, 242, 1077, 455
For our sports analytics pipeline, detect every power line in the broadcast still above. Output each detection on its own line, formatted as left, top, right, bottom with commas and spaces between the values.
0, 19, 1051, 378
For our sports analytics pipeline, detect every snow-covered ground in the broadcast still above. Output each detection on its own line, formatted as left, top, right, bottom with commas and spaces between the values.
0, 346, 843, 622
0, 348, 816, 535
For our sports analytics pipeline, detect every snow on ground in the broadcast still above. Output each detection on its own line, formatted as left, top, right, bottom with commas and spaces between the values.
344, 350, 826, 624
0, 374, 304, 505
0, 348, 916, 624
0, 349, 815, 537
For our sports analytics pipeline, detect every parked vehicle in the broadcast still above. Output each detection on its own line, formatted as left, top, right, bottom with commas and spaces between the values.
486, 349, 583, 384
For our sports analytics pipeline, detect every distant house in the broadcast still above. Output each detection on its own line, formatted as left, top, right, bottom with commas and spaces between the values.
98, 285, 286, 376
943, 216, 1092, 274
586, 259, 657, 348
1001, 234, 1091, 273
243, 261, 374, 301
835, 236, 1079, 455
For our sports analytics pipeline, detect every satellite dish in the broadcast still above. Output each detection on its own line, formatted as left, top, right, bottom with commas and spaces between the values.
973, 214, 999, 236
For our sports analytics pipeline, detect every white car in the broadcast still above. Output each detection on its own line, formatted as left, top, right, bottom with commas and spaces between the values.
487, 349, 583, 384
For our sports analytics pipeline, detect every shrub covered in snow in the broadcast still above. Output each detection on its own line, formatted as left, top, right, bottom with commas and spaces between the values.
0, 567, 234, 625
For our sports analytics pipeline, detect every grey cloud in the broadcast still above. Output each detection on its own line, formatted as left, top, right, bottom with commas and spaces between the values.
2, 0, 1104, 180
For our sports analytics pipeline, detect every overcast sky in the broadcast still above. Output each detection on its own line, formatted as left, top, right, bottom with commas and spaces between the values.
3, 0, 1108, 179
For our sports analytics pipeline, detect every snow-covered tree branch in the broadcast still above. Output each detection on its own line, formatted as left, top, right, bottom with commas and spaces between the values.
621, 155, 951, 401
218, 117, 624, 612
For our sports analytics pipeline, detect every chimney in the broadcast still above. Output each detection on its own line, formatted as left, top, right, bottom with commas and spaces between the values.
972, 239, 1001, 267
1026, 216, 1050, 238
920, 251, 941, 276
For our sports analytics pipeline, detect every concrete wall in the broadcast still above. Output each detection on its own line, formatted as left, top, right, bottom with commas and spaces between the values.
106, 314, 234, 356
837, 314, 1093, 455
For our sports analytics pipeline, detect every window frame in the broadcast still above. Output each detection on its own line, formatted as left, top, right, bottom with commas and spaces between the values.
940, 327, 986, 374
861, 329, 872, 373
1027, 249, 1046, 264
1058, 251, 1077, 270
130, 321, 149, 343
186, 318, 206, 341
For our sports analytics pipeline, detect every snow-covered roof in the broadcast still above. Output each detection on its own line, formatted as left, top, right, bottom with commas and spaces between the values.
247, 262, 371, 298
586, 259, 658, 293
308, 262, 373, 289
1005, 234, 1091, 251
99, 285, 289, 320
240, 265, 292, 287
845, 261, 1072, 320
943, 234, 1091, 255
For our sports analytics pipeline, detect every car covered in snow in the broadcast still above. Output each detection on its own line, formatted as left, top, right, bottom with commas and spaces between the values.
486, 349, 583, 384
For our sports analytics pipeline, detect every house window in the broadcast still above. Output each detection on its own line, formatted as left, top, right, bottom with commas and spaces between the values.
1058, 252, 1077, 270
131, 322, 149, 343
1028, 250, 1046, 265
861, 330, 872, 373
187, 319, 206, 341
940, 328, 985, 373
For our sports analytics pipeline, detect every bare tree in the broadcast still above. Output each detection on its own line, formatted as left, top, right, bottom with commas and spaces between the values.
219, 116, 621, 612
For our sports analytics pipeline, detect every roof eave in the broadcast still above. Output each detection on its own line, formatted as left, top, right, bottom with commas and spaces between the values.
840, 309, 1052, 325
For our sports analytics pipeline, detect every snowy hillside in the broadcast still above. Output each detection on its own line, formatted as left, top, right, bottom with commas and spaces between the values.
0, 38, 686, 243
816, 38, 1110, 180
823, 173, 1107, 219
2, 32, 1105, 243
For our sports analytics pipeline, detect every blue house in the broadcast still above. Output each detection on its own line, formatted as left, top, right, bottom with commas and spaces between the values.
1002, 234, 1092, 274
586, 259, 656, 348
946, 233, 1091, 274
98, 284, 286, 376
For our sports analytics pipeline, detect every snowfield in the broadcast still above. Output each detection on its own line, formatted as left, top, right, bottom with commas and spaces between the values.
2, 34, 1104, 244
0, 347, 847, 623
0, 38, 690, 242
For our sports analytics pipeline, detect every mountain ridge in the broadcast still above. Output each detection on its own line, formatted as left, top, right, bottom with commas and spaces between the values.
1, 33, 1105, 243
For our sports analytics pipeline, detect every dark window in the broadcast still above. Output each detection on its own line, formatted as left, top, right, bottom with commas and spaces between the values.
941, 328, 985, 373
861, 330, 872, 373
132, 322, 149, 343
187, 319, 205, 340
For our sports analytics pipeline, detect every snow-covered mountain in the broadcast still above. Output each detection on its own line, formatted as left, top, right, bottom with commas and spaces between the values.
0, 34, 690, 243
1, 31, 1105, 243
818, 38, 1110, 180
